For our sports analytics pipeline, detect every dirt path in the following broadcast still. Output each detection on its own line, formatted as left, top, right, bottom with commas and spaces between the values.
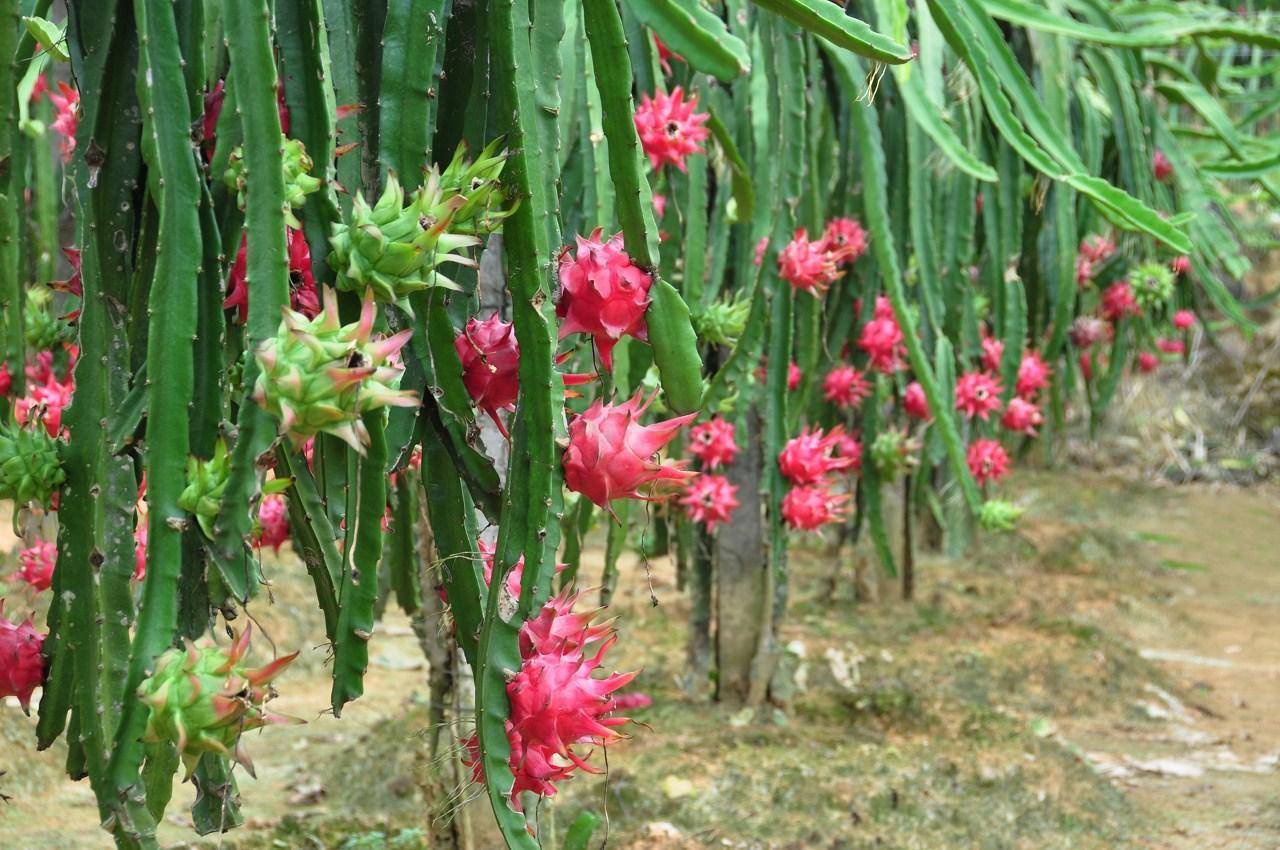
1058, 484, 1280, 849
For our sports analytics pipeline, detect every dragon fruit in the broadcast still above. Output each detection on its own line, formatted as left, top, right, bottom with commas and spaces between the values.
1015, 351, 1051, 399
252, 289, 417, 452
634, 86, 709, 172
788, 361, 802, 391
858, 315, 906, 373
255, 493, 290, 552
1001, 397, 1043, 436
818, 217, 867, 266
966, 439, 1010, 485
223, 138, 322, 228
691, 295, 751, 347
1156, 337, 1185, 355
679, 473, 739, 530
177, 439, 232, 539
781, 484, 849, 531
556, 229, 653, 371
1069, 316, 1110, 349
224, 229, 320, 323
0, 603, 45, 711
137, 626, 300, 777
0, 420, 65, 505
687, 417, 738, 469
14, 540, 56, 593
835, 432, 863, 472
753, 237, 769, 266
562, 391, 695, 509
15, 375, 73, 438
822, 364, 870, 410
1152, 149, 1173, 182
455, 314, 520, 435
1170, 255, 1190, 276
1136, 351, 1159, 373
1130, 262, 1175, 311
980, 336, 1005, 372
870, 429, 920, 479
47, 81, 78, 163
1172, 309, 1195, 331
778, 228, 840, 295
979, 499, 1023, 532
903, 381, 931, 420
464, 588, 638, 808
24, 287, 73, 352
954, 371, 1003, 421
778, 426, 856, 486
1100, 281, 1141, 321
0, 363, 10, 397
1079, 234, 1116, 264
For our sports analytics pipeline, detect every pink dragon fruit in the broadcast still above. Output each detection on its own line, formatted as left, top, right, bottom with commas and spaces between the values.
966, 439, 1010, 485
133, 523, 147, 582
0, 603, 45, 711
557, 229, 652, 371
562, 391, 695, 510
903, 381, 931, 420
980, 336, 1005, 372
47, 81, 78, 163
752, 236, 769, 267
778, 228, 840, 294
16, 376, 74, 438
1172, 309, 1195, 331
0, 362, 9, 397
1079, 234, 1116, 264
455, 313, 521, 435
1156, 338, 1185, 355
255, 493, 290, 552
1015, 351, 1051, 399
778, 425, 857, 485
788, 361, 802, 390
223, 229, 320, 324
1069, 316, 1110, 349
858, 315, 906, 374
687, 417, 738, 469
1170, 256, 1190, 276
818, 217, 868, 266
14, 540, 56, 592
1075, 255, 1095, 288
1101, 281, 1141, 321
1001, 397, 1043, 437
634, 86, 709, 172
954, 371, 1003, 421
834, 433, 863, 472
822, 364, 870, 410
1136, 351, 1159, 373
1152, 149, 1173, 182
679, 473, 739, 530
781, 484, 849, 531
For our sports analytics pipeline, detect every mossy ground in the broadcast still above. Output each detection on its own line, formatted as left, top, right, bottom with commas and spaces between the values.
2, 469, 1277, 849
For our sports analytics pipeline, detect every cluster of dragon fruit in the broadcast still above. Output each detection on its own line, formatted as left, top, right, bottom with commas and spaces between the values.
0, 31, 1207, 823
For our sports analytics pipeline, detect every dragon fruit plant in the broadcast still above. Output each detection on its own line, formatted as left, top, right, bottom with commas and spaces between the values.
0, 0, 1264, 847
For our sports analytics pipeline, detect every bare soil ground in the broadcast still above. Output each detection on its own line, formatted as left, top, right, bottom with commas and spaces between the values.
0, 468, 1277, 849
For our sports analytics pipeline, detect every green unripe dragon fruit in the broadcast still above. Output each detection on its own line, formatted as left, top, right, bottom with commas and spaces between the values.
252, 288, 417, 452
0, 420, 64, 505
327, 142, 511, 307
1129, 261, 1175, 311
692, 295, 751, 346
137, 624, 300, 778
223, 138, 321, 228
24, 286, 72, 352
177, 439, 289, 538
870, 428, 920, 479
978, 499, 1023, 532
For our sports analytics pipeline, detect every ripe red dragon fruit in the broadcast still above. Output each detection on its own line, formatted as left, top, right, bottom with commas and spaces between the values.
562, 391, 695, 509
465, 588, 639, 808
255, 493, 290, 552
455, 313, 521, 435
858, 315, 906, 373
966, 439, 1010, 485
1172, 309, 1195, 331
47, 81, 78, 163
818, 217, 867, 266
1015, 351, 1051, 399
954, 370, 1003, 421
778, 425, 857, 485
1069, 316, 1110, 349
0, 603, 45, 711
557, 228, 652, 371
223, 229, 320, 324
687, 417, 738, 469
1001, 397, 1043, 437
1156, 337, 1185, 355
980, 336, 1004, 372
1136, 351, 1159, 373
781, 484, 849, 531
679, 473, 739, 530
634, 86, 709, 172
1170, 255, 1190, 276
14, 540, 56, 592
778, 228, 840, 294
822, 364, 870, 410
136, 625, 300, 777
834, 432, 862, 472
15, 376, 74, 438
1075, 255, 1095, 288
788, 361, 802, 390
903, 381, 931, 420
1101, 281, 1141, 321
1152, 149, 1173, 182
1079, 233, 1116, 264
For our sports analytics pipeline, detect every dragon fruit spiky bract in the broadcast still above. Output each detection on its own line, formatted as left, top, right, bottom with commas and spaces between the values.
252, 289, 417, 453
0, 602, 45, 712
136, 624, 300, 778
556, 228, 653, 371
562, 391, 695, 509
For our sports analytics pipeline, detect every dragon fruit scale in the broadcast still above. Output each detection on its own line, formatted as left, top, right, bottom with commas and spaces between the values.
0, 602, 45, 712
252, 289, 418, 453
136, 624, 300, 778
